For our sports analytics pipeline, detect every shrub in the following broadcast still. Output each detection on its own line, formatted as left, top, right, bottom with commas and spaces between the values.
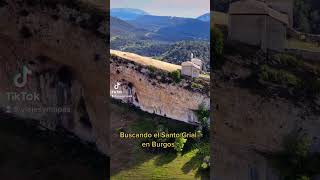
273, 54, 304, 67
283, 134, 311, 158
191, 82, 204, 89
174, 137, 187, 152
195, 104, 210, 139
259, 65, 301, 87
200, 155, 211, 170
196, 104, 210, 122
194, 142, 210, 157
147, 65, 157, 73
269, 134, 320, 180
169, 70, 181, 83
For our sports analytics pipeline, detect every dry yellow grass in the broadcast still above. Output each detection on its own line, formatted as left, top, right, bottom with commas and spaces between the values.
110, 49, 181, 72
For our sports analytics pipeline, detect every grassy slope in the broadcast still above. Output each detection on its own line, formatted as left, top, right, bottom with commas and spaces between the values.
111, 49, 182, 72
288, 38, 320, 52
112, 150, 202, 180
110, 102, 209, 180
111, 49, 210, 80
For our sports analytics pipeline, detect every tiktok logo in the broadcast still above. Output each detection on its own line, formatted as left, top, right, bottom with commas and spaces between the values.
13, 65, 32, 88
114, 82, 121, 90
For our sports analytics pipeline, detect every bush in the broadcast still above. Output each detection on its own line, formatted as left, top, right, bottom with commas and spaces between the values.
174, 137, 187, 152
194, 142, 210, 157
283, 134, 311, 158
273, 54, 304, 67
196, 104, 210, 123
191, 82, 204, 89
200, 155, 210, 170
169, 70, 181, 83
147, 65, 157, 73
269, 134, 320, 180
260, 65, 301, 87
195, 104, 210, 139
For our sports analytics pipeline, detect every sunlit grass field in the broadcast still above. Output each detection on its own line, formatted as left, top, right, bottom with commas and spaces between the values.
288, 38, 320, 52
111, 149, 203, 180
110, 102, 210, 180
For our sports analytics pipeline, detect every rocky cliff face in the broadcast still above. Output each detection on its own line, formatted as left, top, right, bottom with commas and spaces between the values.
110, 54, 210, 124
212, 44, 320, 180
0, 0, 109, 155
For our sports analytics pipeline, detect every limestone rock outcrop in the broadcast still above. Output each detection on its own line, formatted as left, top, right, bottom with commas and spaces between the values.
212, 51, 320, 180
110, 53, 210, 124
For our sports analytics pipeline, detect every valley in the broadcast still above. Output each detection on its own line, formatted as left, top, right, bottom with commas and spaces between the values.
110, 8, 211, 71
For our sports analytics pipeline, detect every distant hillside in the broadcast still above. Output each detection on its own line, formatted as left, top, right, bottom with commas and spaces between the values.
111, 14, 210, 42
128, 15, 194, 31
111, 37, 171, 57
151, 20, 210, 41
110, 8, 149, 21
110, 38, 210, 70
110, 17, 148, 38
197, 13, 210, 22
110, 11, 210, 69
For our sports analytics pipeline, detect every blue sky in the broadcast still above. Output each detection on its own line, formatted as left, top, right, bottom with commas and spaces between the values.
110, 0, 210, 18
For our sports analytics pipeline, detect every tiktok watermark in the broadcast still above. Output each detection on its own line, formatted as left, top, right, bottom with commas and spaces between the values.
14, 65, 32, 88
5, 105, 71, 114
110, 81, 133, 98
6, 65, 41, 102
6, 92, 40, 101
3, 64, 71, 114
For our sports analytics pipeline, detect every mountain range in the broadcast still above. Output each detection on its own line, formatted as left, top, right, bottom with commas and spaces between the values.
110, 8, 210, 70
197, 13, 210, 22
110, 8, 150, 21
110, 8, 210, 42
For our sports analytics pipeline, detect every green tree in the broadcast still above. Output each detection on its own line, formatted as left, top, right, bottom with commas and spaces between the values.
174, 137, 187, 152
